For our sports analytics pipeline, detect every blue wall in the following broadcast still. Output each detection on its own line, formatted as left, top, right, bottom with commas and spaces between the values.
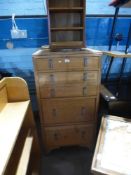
0, 0, 131, 15
0, 17, 131, 81
0, 17, 131, 49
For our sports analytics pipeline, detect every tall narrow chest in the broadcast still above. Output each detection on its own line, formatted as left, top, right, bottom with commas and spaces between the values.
33, 48, 101, 153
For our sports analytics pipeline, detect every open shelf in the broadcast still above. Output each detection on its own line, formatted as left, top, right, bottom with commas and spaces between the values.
51, 27, 84, 31
48, 0, 84, 8
51, 41, 84, 49
50, 12, 83, 28
47, 0, 85, 49
49, 7, 84, 12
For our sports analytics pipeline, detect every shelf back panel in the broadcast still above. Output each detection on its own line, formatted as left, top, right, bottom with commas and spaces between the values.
48, 0, 84, 8
50, 12, 83, 28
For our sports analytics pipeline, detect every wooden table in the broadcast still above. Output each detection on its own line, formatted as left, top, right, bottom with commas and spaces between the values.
92, 115, 131, 175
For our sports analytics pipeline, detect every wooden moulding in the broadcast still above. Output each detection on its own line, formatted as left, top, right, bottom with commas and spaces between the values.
92, 115, 131, 175
103, 51, 131, 58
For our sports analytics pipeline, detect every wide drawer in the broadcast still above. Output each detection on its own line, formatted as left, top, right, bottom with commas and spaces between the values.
35, 56, 100, 71
38, 71, 99, 86
43, 124, 95, 148
40, 83, 98, 98
41, 97, 96, 124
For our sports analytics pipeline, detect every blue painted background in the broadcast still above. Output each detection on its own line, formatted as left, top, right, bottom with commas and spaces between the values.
0, 0, 131, 15
0, 17, 131, 49
0, 17, 131, 83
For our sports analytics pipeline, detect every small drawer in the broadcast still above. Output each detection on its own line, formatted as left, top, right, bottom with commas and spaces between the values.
41, 97, 96, 124
43, 124, 95, 148
38, 71, 99, 86
40, 83, 98, 98
35, 56, 100, 72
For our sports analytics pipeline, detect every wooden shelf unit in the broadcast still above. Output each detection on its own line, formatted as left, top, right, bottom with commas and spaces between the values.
51, 41, 83, 49
47, 0, 86, 50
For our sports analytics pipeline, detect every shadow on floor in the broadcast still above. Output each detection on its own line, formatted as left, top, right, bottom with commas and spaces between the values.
40, 146, 93, 175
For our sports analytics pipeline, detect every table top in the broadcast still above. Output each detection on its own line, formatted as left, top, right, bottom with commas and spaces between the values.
92, 115, 131, 175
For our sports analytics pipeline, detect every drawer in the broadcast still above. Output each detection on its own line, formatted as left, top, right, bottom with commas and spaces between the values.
35, 56, 100, 71
41, 97, 96, 124
43, 124, 95, 148
40, 83, 98, 98
38, 71, 99, 86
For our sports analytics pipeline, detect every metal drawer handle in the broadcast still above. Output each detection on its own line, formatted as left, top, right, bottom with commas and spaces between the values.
50, 89, 55, 97
54, 133, 59, 140
83, 72, 87, 81
83, 57, 88, 66
52, 108, 57, 117
81, 107, 86, 116
74, 127, 79, 133
83, 87, 87, 96
48, 59, 53, 69
81, 130, 86, 138
50, 74, 55, 82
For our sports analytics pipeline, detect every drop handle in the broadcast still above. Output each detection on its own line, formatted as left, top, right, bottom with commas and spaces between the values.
81, 130, 86, 138
81, 107, 86, 116
83, 57, 88, 66
48, 59, 53, 69
52, 108, 57, 117
50, 74, 55, 82
83, 72, 87, 81
54, 133, 59, 140
83, 87, 87, 96
50, 89, 55, 97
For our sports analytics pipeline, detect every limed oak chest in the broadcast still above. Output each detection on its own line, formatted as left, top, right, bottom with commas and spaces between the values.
33, 48, 101, 153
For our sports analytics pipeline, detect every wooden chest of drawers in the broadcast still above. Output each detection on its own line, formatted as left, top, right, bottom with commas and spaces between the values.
33, 48, 101, 153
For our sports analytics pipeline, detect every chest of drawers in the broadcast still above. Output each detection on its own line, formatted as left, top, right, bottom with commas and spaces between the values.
33, 48, 101, 153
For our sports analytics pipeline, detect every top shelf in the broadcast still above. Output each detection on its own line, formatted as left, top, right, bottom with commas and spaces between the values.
49, 7, 84, 12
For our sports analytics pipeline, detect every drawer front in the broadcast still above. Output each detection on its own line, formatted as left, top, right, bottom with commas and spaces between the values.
41, 98, 96, 124
43, 124, 95, 147
38, 71, 99, 86
35, 56, 100, 71
40, 83, 98, 98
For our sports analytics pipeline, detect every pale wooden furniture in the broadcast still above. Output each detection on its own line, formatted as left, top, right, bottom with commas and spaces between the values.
33, 47, 102, 153
47, 0, 86, 49
0, 77, 40, 175
100, 85, 117, 102
92, 115, 131, 175
103, 51, 131, 58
